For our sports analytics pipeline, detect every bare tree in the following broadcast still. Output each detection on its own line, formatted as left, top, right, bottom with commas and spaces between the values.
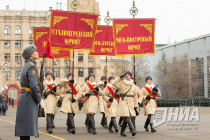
156, 53, 199, 98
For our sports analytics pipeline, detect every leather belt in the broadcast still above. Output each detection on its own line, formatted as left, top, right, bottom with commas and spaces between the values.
125, 95, 134, 97
21, 87, 31, 92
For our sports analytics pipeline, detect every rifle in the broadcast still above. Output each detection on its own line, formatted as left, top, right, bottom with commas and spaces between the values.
107, 89, 118, 108
82, 84, 103, 104
144, 84, 159, 105
38, 53, 46, 117
43, 84, 60, 99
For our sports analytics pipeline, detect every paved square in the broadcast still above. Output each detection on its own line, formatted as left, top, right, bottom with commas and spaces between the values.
0, 106, 210, 140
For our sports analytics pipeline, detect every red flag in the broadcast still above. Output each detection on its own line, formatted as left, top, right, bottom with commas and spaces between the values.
113, 18, 155, 55
46, 40, 54, 59
49, 10, 98, 49
90, 25, 115, 56
33, 27, 70, 58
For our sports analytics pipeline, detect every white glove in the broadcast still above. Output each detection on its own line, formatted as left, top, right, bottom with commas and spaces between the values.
40, 99, 45, 108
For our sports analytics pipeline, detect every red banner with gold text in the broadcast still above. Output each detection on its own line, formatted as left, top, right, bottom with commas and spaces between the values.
49, 10, 98, 49
113, 18, 155, 55
33, 27, 70, 58
90, 25, 115, 56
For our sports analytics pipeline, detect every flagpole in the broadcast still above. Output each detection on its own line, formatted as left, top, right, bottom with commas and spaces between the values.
70, 0, 80, 76
130, 0, 138, 82
104, 10, 111, 79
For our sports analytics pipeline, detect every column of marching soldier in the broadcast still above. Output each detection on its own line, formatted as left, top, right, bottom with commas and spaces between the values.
14, 44, 161, 140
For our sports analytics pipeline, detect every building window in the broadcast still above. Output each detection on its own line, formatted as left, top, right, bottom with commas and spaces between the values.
54, 59, 59, 65
88, 68, 94, 75
29, 12, 35, 17
4, 53, 10, 62
8, 87, 18, 99
54, 68, 60, 77
15, 11, 21, 17
64, 68, 70, 77
15, 68, 21, 80
4, 68, 10, 79
15, 25, 21, 34
78, 68, 84, 77
29, 26, 33, 38
4, 40, 10, 48
29, 40, 33, 44
15, 53, 21, 63
78, 54, 83, 62
4, 25, 10, 34
88, 55, 93, 62
15, 40, 21, 48
40, 12, 45, 17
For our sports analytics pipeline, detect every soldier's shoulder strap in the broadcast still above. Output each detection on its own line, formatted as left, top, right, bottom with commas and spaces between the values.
25, 62, 37, 84
29, 61, 35, 66
125, 84, 132, 95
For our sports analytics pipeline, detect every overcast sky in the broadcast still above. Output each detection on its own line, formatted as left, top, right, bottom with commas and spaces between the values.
1, 0, 210, 44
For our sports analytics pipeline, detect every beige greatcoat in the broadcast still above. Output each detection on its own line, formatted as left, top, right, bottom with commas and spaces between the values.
60, 82, 82, 114
98, 81, 106, 113
141, 84, 161, 116
43, 79, 61, 115
103, 83, 119, 117
135, 85, 144, 104
134, 85, 143, 116
111, 77, 138, 117
81, 81, 104, 114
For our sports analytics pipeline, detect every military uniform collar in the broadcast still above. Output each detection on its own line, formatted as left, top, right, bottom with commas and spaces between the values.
89, 81, 96, 86
107, 83, 113, 88
123, 79, 133, 85
146, 83, 154, 89
25, 58, 37, 65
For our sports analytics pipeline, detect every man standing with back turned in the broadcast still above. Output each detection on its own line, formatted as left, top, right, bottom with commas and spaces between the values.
15, 44, 45, 140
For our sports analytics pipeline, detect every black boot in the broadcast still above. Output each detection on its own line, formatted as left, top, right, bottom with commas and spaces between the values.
52, 115, 55, 129
20, 136, 30, 140
144, 116, 150, 132
90, 119, 97, 134
47, 114, 53, 134
101, 114, 104, 127
131, 117, 136, 130
67, 114, 71, 132
120, 121, 127, 137
150, 123, 156, 133
118, 117, 123, 127
112, 118, 118, 133
128, 120, 136, 136
103, 117, 108, 129
3, 110, 6, 116
85, 115, 89, 128
69, 118, 75, 134
108, 119, 114, 133
87, 120, 92, 133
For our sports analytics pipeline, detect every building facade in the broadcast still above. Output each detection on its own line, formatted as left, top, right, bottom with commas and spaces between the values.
136, 34, 210, 98
100, 57, 132, 78
0, 0, 101, 105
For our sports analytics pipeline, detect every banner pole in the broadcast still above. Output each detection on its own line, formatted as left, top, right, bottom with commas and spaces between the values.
53, 60, 55, 80
105, 54, 108, 79
104, 10, 111, 80
70, 1, 80, 76
134, 54, 135, 82
130, 0, 138, 82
